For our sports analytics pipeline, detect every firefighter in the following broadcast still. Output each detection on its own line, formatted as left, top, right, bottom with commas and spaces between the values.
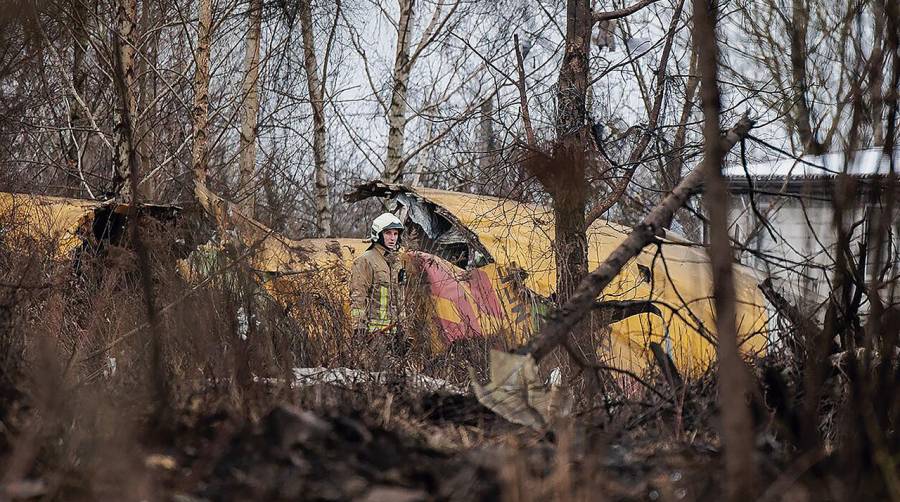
349, 212, 406, 337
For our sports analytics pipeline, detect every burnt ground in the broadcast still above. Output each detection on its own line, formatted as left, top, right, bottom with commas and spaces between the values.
132, 381, 729, 502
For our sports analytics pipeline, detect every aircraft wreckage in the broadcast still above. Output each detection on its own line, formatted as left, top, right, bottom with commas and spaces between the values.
0, 182, 768, 378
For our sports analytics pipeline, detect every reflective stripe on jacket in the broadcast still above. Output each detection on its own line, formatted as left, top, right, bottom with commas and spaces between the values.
349, 243, 405, 333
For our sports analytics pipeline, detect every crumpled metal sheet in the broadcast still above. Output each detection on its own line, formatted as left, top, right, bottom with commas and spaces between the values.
395, 192, 443, 239
471, 350, 572, 429
0, 191, 179, 259
407, 251, 537, 345
0, 191, 102, 258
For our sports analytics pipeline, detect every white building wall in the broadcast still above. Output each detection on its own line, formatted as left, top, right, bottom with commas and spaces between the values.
727, 191, 898, 314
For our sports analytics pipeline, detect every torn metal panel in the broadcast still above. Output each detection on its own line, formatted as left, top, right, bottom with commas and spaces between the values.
407, 251, 539, 345
346, 180, 492, 264
0, 191, 181, 259
0, 192, 101, 257
394, 192, 445, 239
343, 180, 412, 203
471, 350, 572, 430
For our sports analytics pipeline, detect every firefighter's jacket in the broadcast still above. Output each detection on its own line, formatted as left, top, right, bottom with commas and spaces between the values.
349, 243, 405, 333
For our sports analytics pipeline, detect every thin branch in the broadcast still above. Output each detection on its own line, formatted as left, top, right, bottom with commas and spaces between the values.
513, 33, 536, 146
593, 0, 662, 23
320, 0, 341, 96
585, 0, 686, 225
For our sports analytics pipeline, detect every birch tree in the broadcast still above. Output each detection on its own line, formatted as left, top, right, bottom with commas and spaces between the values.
112, 0, 137, 197
299, 0, 333, 236
383, 0, 415, 183
238, 0, 262, 217
382, 0, 461, 183
191, 0, 213, 186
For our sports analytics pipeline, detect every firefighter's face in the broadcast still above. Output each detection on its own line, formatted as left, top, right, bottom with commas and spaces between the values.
382, 229, 400, 249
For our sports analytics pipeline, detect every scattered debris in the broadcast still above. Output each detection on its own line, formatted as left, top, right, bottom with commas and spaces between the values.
471, 350, 572, 430
145, 454, 178, 471
254, 367, 467, 395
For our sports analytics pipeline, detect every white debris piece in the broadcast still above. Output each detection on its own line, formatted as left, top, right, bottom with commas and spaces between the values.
471, 350, 572, 430
256, 367, 466, 395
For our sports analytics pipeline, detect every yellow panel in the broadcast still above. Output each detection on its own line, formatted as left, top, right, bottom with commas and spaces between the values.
432, 296, 463, 324
0, 191, 101, 258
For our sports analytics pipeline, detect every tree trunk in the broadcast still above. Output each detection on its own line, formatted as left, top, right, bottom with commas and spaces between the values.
112, 0, 137, 198
550, 147, 588, 302
555, 0, 590, 138
67, 0, 89, 181
409, 103, 435, 187
191, 0, 213, 186
513, 34, 536, 147
138, 0, 158, 199
789, 0, 826, 154
111, 19, 169, 426
238, 0, 262, 217
693, 0, 759, 499
520, 115, 756, 362
383, 0, 415, 184
299, 0, 333, 236
552, 0, 591, 302
476, 98, 495, 188
663, 45, 699, 237
868, 1, 886, 147
669, 46, 699, 190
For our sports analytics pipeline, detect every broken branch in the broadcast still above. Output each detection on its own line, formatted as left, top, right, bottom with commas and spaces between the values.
518, 113, 755, 363
513, 34, 536, 147
593, 0, 662, 23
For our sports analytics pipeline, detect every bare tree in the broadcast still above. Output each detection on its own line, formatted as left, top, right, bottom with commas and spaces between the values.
477, 98, 496, 182
546, 0, 591, 301
66, 0, 90, 178
383, 0, 416, 183
787, 0, 826, 154
728, 0, 889, 152
693, 0, 759, 499
519, 0, 676, 302
382, 0, 461, 183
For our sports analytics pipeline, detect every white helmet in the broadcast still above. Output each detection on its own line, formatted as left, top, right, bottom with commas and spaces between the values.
369, 212, 404, 242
